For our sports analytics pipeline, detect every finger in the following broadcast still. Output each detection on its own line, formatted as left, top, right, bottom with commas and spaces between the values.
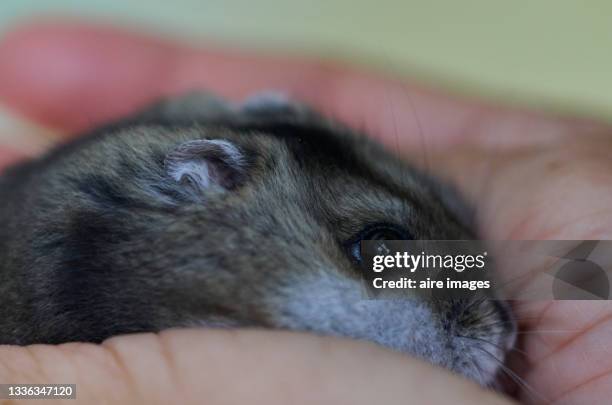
0, 21, 441, 145
2, 21, 607, 152
0, 329, 514, 405
0, 147, 25, 170
0, 21, 365, 135
0, 107, 60, 170
0, 21, 185, 136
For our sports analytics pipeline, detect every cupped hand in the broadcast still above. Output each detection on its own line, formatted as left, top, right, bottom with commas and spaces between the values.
1, 21, 611, 405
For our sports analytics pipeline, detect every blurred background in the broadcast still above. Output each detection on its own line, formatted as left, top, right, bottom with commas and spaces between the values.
1, 0, 611, 121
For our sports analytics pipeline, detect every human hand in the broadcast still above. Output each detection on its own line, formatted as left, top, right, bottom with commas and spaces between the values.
1, 21, 611, 405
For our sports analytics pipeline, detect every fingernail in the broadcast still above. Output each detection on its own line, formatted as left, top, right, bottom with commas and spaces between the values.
0, 104, 61, 156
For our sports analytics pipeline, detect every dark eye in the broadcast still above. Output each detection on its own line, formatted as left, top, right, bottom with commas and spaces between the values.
346, 223, 411, 264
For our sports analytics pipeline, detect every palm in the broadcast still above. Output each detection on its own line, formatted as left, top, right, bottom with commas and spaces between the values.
431, 132, 612, 404
491, 151, 612, 404
333, 86, 612, 405
1, 22, 611, 405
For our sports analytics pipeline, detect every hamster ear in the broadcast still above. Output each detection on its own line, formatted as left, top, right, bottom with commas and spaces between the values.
164, 139, 245, 193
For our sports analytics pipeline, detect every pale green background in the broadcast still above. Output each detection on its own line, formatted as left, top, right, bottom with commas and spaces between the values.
1, 0, 611, 121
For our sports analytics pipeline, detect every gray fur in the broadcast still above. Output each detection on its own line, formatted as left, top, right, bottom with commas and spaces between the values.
0, 92, 515, 386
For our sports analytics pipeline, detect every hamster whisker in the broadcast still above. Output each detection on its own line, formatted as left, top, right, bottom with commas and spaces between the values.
400, 83, 429, 174
460, 296, 488, 316
469, 351, 489, 385
458, 337, 494, 387
514, 329, 581, 335
479, 316, 540, 328
475, 346, 548, 404
463, 306, 510, 330
459, 335, 529, 358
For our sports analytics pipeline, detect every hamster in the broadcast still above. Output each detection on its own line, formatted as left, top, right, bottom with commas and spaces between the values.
0, 92, 516, 386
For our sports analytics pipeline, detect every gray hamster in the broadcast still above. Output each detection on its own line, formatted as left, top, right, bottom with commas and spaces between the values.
0, 92, 515, 386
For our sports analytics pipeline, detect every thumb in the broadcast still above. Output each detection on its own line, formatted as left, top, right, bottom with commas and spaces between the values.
0, 329, 514, 405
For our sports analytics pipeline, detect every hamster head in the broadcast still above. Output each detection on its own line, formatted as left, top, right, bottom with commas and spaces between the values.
1, 95, 516, 386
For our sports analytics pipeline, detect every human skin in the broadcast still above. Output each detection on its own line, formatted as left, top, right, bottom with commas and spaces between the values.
0, 21, 612, 405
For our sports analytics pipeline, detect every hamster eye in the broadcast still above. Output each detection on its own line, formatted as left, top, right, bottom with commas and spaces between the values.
346, 223, 411, 264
